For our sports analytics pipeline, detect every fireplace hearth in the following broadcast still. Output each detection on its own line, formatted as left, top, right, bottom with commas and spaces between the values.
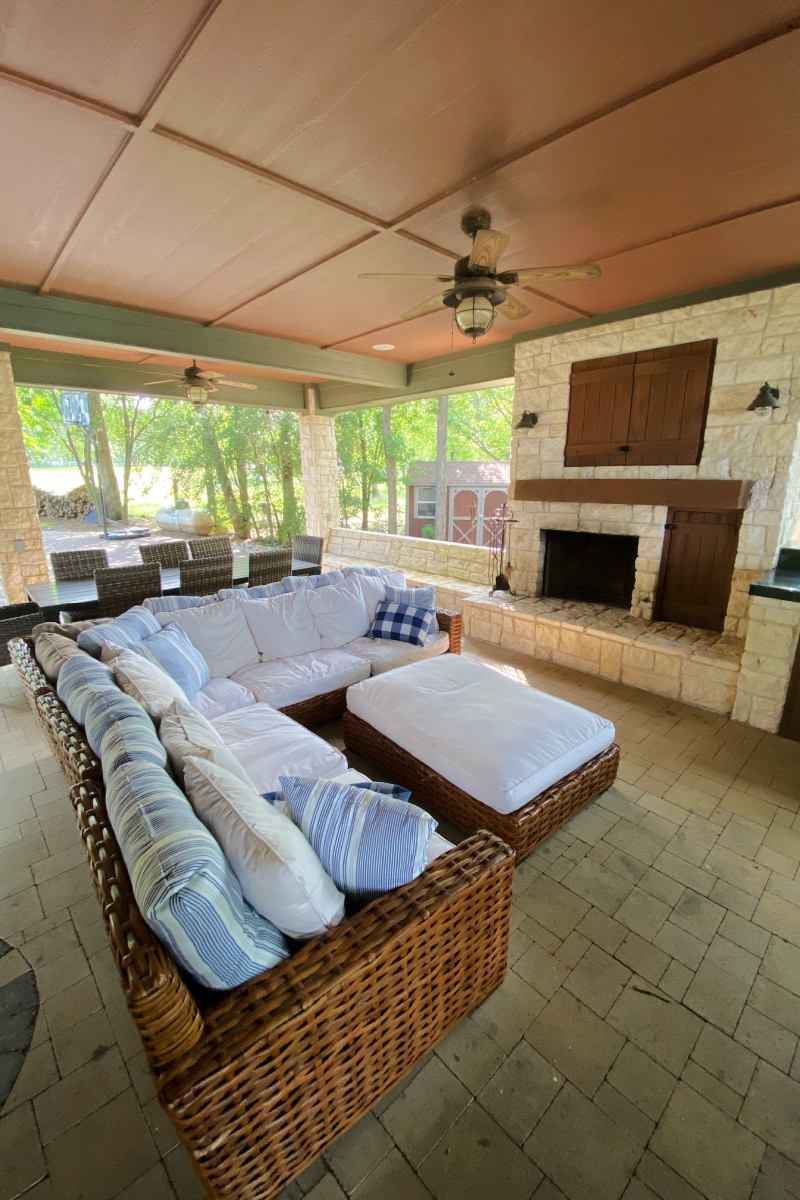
542, 530, 638, 609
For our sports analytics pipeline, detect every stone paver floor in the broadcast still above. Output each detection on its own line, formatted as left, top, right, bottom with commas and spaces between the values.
1, 638, 799, 1200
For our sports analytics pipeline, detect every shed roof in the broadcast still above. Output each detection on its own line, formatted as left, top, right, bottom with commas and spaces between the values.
407, 461, 510, 487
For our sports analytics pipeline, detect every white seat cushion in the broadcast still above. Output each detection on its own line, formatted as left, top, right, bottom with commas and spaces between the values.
343, 630, 449, 675
346, 656, 615, 815
232, 649, 370, 709
192, 677, 258, 721
211, 702, 346, 793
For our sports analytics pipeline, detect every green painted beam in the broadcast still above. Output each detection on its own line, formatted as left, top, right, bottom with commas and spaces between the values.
9, 348, 305, 410
0, 286, 407, 390
318, 339, 515, 411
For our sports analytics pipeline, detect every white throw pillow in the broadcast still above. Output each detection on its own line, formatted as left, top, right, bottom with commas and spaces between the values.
238, 591, 322, 660
352, 570, 406, 622
164, 599, 259, 678
183, 757, 345, 939
304, 576, 370, 648
159, 697, 252, 789
110, 648, 188, 721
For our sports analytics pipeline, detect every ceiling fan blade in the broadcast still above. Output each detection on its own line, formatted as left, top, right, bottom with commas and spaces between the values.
196, 370, 224, 380
144, 377, 181, 386
496, 293, 531, 320
505, 263, 602, 283
219, 380, 258, 390
359, 272, 454, 281
399, 293, 447, 321
468, 229, 510, 273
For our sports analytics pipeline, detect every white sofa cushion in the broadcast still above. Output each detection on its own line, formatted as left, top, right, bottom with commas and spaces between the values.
110, 648, 188, 720
238, 592, 322, 660
232, 648, 369, 709
192, 677, 257, 721
159, 698, 252, 789
351, 570, 406, 622
346, 656, 616, 815
163, 599, 259, 678
304, 576, 370, 648
183, 757, 345, 940
210, 703, 346, 793
343, 629, 449, 674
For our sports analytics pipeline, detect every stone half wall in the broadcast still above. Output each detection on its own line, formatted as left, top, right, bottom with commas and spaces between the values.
731, 596, 800, 731
327, 527, 492, 586
509, 283, 800, 638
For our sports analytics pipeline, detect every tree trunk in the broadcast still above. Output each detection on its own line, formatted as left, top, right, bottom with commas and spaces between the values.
88, 393, 123, 520
434, 394, 449, 541
201, 415, 243, 535
276, 418, 299, 541
203, 461, 217, 520
381, 405, 397, 535
259, 470, 277, 541
358, 413, 370, 530
234, 448, 252, 540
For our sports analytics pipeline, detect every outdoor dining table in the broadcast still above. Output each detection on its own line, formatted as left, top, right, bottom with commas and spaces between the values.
25, 554, 321, 622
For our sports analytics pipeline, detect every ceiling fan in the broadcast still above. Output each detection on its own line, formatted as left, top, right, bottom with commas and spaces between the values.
144, 360, 259, 403
360, 208, 601, 339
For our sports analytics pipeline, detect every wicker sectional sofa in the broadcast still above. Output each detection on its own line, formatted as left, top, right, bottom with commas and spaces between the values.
8, 573, 512, 1200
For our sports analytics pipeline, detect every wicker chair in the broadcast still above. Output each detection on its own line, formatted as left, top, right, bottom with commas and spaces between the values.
188, 536, 233, 560
0, 603, 43, 667
292, 535, 323, 575
139, 540, 189, 569
248, 547, 292, 587
179, 558, 233, 596
95, 564, 162, 617
50, 548, 109, 581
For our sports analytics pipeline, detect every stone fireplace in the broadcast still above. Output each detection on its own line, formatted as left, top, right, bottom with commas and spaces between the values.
541, 529, 638, 609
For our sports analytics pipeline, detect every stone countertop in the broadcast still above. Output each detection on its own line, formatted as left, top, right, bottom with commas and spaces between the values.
750, 548, 800, 604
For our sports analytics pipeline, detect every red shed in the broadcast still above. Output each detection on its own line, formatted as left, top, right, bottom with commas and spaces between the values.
405, 461, 510, 545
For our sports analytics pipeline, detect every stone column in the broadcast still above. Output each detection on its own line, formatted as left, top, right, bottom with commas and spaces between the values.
0, 350, 49, 603
298, 387, 340, 539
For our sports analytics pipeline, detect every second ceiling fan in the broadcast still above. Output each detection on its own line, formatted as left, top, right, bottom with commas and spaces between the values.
144, 360, 259, 404
361, 208, 601, 339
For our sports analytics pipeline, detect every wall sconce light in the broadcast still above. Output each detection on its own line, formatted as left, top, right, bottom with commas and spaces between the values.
515, 411, 538, 429
747, 382, 780, 411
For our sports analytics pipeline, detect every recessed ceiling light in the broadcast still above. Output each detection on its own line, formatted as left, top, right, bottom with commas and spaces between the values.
371, 343, 395, 351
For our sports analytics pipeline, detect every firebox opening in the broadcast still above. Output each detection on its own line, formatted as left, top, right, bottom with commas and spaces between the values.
542, 530, 638, 609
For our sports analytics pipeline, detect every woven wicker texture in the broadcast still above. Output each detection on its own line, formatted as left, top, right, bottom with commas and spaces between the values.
95, 563, 162, 617
140, 540, 189, 568
248, 547, 292, 586
0, 604, 42, 667
292, 535, 323, 573
179, 558, 233, 595
9, 636, 51, 708
188, 536, 233, 560
434, 609, 462, 654
343, 711, 620, 862
50, 548, 109, 581
35, 689, 101, 784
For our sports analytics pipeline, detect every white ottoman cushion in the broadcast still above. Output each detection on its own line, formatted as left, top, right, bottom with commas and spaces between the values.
346, 656, 615, 815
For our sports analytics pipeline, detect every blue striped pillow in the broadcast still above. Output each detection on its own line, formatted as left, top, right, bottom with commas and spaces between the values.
132, 623, 209, 699
99, 715, 168, 778
218, 582, 285, 600
77, 607, 160, 657
143, 594, 216, 614
57, 655, 117, 725
283, 571, 346, 592
368, 600, 436, 647
281, 775, 436, 900
106, 762, 290, 989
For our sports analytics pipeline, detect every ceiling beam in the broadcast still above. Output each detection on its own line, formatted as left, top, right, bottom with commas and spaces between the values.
318, 340, 515, 411
0, 287, 408, 389
7, 347, 305, 410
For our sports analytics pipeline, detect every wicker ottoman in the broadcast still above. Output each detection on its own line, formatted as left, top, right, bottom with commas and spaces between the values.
343, 656, 620, 862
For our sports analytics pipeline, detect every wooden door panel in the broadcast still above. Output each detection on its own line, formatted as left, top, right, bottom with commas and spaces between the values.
654, 507, 740, 631
565, 363, 633, 465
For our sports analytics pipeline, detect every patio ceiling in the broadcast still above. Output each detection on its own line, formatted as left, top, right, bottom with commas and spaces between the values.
0, 0, 799, 408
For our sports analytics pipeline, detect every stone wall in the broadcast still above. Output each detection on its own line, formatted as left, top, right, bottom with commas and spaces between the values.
0, 352, 49, 603
511, 284, 800, 637
731, 596, 800, 731
298, 410, 340, 540
327, 527, 492, 585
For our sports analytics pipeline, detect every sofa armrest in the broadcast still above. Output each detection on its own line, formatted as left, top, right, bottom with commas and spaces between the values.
435, 608, 462, 654
157, 831, 513, 1196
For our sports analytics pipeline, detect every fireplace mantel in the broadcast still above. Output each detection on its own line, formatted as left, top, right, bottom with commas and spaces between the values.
511, 478, 752, 510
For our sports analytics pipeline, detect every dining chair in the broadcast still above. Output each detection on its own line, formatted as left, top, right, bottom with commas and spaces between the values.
291, 535, 324, 575
139, 540, 189, 568
0, 602, 43, 667
50, 548, 109, 581
248, 547, 292, 587
95, 563, 162, 618
188, 536, 233, 560
179, 558, 233, 596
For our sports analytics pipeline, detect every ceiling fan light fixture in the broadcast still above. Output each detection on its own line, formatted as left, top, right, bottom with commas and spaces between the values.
186, 384, 207, 403
454, 294, 495, 339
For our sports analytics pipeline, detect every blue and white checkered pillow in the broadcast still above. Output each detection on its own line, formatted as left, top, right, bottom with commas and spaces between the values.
77, 606, 160, 657
106, 762, 290, 989
368, 600, 436, 647
131, 623, 210, 699
385, 585, 438, 630
281, 775, 435, 900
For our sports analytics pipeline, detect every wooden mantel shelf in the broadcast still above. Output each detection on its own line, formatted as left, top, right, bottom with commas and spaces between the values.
511, 478, 752, 510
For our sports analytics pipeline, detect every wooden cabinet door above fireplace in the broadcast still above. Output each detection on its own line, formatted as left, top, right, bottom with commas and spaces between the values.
565, 340, 715, 467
